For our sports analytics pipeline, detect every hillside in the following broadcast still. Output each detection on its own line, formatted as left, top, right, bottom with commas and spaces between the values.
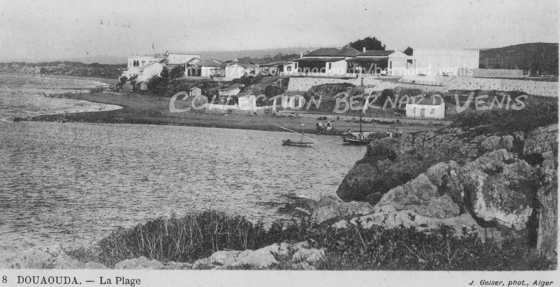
0, 61, 126, 79
480, 42, 559, 76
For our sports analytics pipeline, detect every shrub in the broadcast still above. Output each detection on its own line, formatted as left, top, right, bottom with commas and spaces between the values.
94, 211, 310, 266
451, 100, 558, 134
86, 211, 554, 270
315, 224, 554, 270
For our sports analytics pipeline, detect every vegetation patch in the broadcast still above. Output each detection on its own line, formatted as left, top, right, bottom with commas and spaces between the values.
74, 211, 555, 270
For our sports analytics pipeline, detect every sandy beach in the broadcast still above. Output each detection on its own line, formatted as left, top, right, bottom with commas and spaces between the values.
22, 90, 443, 135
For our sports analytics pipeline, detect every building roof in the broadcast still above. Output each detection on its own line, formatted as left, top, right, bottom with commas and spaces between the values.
305, 48, 341, 57
227, 62, 258, 69
304, 47, 361, 57
358, 50, 394, 57
296, 57, 345, 62
260, 60, 294, 66
199, 58, 223, 67
346, 57, 388, 63
409, 96, 444, 105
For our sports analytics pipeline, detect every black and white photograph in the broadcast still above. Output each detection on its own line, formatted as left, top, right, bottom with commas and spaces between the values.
0, 0, 558, 285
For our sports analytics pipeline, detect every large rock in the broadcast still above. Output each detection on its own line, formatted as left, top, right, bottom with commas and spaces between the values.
336, 139, 430, 203
1, 246, 86, 269
192, 241, 325, 270
309, 195, 375, 224
336, 149, 538, 236
335, 206, 479, 233
480, 135, 516, 152
336, 130, 488, 204
375, 173, 461, 218
536, 177, 557, 261
291, 248, 325, 264
334, 166, 478, 234
235, 248, 279, 268
192, 244, 287, 269
114, 256, 165, 269
461, 149, 536, 230
523, 124, 558, 156
335, 150, 394, 203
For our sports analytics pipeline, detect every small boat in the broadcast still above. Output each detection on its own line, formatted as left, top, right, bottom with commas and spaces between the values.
280, 124, 314, 148
342, 135, 371, 145
282, 139, 314, 147
342, 113, 371, 145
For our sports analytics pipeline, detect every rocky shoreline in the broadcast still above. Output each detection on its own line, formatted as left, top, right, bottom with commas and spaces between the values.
4, 120, 556, 270
335, 120, 557, 260
3, 98, 557, 270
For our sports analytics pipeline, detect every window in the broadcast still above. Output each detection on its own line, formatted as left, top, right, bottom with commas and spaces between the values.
328, 63, 332, 69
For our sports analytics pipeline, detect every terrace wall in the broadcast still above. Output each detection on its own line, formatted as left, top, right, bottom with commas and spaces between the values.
287, 76, 385, 91
446, 77, 558, 97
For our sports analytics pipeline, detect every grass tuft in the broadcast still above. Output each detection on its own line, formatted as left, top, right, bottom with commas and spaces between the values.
76, 211, 555, 270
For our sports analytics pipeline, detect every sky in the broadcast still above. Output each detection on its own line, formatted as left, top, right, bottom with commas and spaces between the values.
0, 0, 558, 62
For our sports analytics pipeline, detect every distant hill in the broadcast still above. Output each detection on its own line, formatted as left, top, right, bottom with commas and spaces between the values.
195, 47, 313, 61
0, 61, 126, 78
480, 42, 559, 76
54, 47, 314, 64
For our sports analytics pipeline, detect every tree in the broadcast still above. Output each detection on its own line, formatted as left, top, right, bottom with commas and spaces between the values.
404, 47, 413, 56
348, 36, 386, 51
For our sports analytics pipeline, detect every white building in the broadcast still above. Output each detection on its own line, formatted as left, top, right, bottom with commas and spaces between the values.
387, 51, 413, 76
412, 49, 479, 76
200, 59, 225, 78
225, 63, 258, 80
405, 102, 445, 119
325, 60, 348, 75
166, 52, 200, 65
296, 47, 360, 76
127, 55, 164, 72
282, 62, 298, 74
238, 95, 257, 111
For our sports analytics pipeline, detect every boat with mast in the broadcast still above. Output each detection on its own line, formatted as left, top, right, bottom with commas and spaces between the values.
281, 124, 314, 148
342, 112, 372, 145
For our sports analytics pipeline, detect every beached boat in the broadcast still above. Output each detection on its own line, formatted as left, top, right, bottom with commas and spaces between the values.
282, 139, 314, 147
280, 124, 314, 148
342, 135, 371, 145
342, 113, 371, 145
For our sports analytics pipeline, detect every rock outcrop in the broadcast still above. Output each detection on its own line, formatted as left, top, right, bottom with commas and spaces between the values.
114, 256, 165, 269
336, 128, 523, 204
336, 123, 557, 255
336, 149, 539, 239
523, 124, 558, 260
461, 150, 536, 230
308, 195, 375, 224
1, 246, 106, 269
536, 177, 557, 260
192, 241, 325, 270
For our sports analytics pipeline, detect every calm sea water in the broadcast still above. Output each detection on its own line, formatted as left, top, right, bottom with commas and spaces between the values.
0, 74, 364, 257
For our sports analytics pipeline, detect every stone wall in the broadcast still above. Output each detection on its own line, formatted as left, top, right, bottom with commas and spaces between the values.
287, 76, 559, 98
287, 77, 385, 92
446, 77, 558, 97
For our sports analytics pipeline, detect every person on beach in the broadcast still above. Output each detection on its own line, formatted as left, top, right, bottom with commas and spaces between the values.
316, 122, 324, 134
325, 121, 333, 133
